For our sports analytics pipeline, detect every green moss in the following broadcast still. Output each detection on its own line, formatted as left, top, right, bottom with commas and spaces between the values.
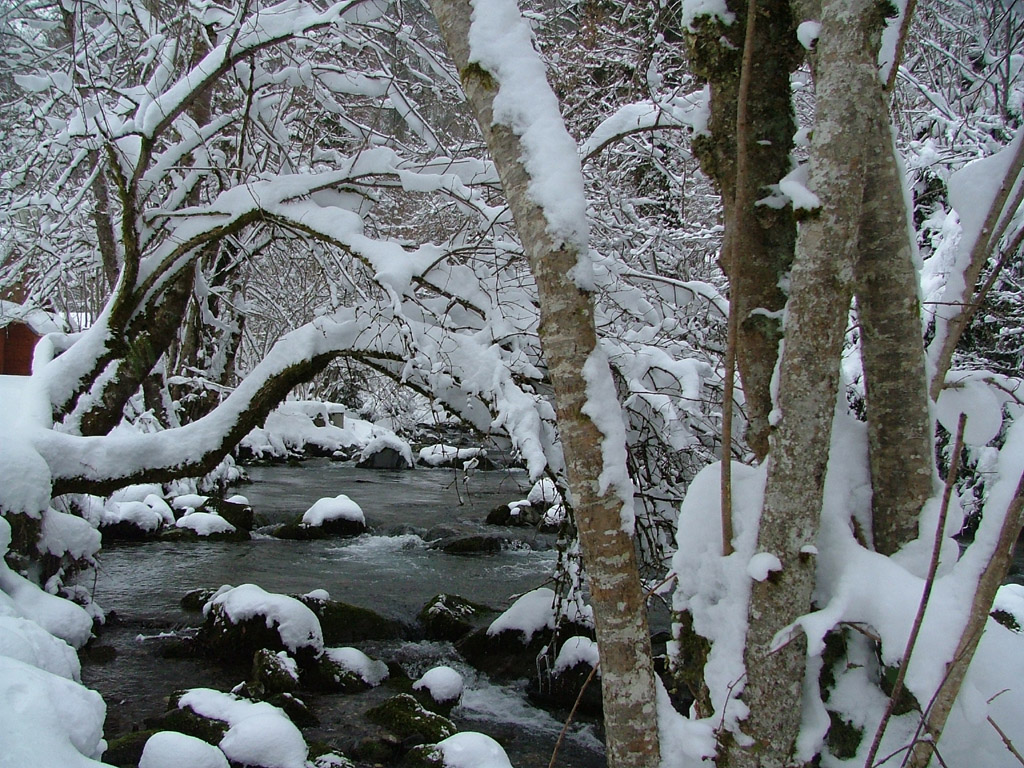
366, 694, 457, 745
827, 710, 864, 759
879, 665, 920, 716
102, 729, 160, 767
671, 611, 712, 716
460, 62, 497, 92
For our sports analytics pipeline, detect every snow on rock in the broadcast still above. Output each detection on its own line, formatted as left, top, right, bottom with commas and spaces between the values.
357, 433, 414, 469
301, 495, 364, 526
177, 688, 307, 768
418, 444, 485, 467
323, 647, 389, 686
487, 587, 592, 642
39, 507, 101, 561
0, 615, 81, 681
109, 484, 164, 504
413, 665, 465, 705
0, 516, 93, 648
0, 655, 108, 767
139, 731, 229, 768
100, 500, 164, 533
526, 478, 559, 507
172, 493, 210, 512
434, 732, 513, 768
204, 584, 323, 656
176, 511, 237, 536
553, 636, 599, 674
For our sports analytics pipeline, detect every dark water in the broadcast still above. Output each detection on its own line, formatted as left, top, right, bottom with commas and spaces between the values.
80, 461, 605, 768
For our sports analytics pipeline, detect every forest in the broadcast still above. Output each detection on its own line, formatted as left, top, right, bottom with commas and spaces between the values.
1, 0, 1023, 766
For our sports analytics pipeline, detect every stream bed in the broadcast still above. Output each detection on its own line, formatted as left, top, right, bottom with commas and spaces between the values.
79, 460, 606, 768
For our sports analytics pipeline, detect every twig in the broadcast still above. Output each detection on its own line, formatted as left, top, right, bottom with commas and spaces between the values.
864, 412, 967, 768
988, 715, 1024, 767
547, 661, 600, 768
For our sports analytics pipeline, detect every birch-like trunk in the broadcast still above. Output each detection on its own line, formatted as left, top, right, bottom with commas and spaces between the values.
429, 2, 661, 766
725, 0, 887, 763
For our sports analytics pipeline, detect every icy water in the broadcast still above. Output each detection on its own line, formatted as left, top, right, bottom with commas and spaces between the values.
80, 460, 606, 768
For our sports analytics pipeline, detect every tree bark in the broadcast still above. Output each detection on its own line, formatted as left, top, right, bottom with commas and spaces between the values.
725, 0, 887, 764
855, 101, 935, 555
429, 2, 661, 766
687, 0, 800, 460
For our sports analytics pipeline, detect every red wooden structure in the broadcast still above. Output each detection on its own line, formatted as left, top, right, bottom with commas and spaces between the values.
0, 322, 40, 375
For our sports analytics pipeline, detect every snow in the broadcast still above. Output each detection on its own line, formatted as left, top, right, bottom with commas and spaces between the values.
0, 615, 81, 681
176, 511, 237, 536
552, 636, 599, 673
0, 655, 108, 768
527, 478, 559, 506
358, 433, 414, 467
413, 665, 465, 703
935, 374, 1003, 445
177, 688, 307, 768
467, 0, 589, 254
581, 346, 636, 533
777, 163, 821, 211
323, 647, 389, 686
487, 586, 592, 641
172, 493, 209, 511
434, 732, 513, 768
301, 495, 364, 526
204, 584, 323, 655
100, 499, 164, 532
746, 552, 783, 582
0, 517, 93, 649
796, 21, 821, 50
139, 731, 229, 768
39, 507, 101, 561
418, 444, 485, 467
680, 0, 735, 28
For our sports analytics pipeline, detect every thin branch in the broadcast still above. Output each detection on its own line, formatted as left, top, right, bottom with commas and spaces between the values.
864, 412, 967, 768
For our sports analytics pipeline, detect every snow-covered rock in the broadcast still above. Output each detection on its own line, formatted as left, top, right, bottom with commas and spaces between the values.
139, 731, 229, 768
413, 665, 464, 707
357, 434, 414, 469
177, 688, 308, 768
434, 732, 513, 768
201, 584, 323, 662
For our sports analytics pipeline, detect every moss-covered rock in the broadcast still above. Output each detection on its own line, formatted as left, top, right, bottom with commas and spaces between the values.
528, 659, 602, 716
102, 729, 160, 767
417, 594, 495, 642
298, 595, 407, 644
402, 743, 445, 767
198, 598, 321, 668
158, 524, 250, 543
365, 694, 457, 746
150, 692, 230, 745
432, 534, 516, 555
251, 649, 300, 695
267, 692, 318, 728
181, 588, 216, 613
301, 653, 371, 693
203, 497, 255, 531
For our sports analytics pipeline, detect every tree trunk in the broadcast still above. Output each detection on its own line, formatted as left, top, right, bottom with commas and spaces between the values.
855, 100, 935, 555
687, 0, 800, 460
429, 2, 661, 766
725, 0, 887, 763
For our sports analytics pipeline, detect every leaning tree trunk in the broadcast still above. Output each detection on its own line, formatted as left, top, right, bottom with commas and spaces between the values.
724, 0, 888, 764
429, 2, 661, 766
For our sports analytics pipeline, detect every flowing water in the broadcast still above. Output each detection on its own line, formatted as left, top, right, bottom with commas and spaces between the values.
79, 460, 606, 768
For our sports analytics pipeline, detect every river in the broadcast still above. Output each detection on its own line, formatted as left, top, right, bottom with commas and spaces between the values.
80, 460, 606, 768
